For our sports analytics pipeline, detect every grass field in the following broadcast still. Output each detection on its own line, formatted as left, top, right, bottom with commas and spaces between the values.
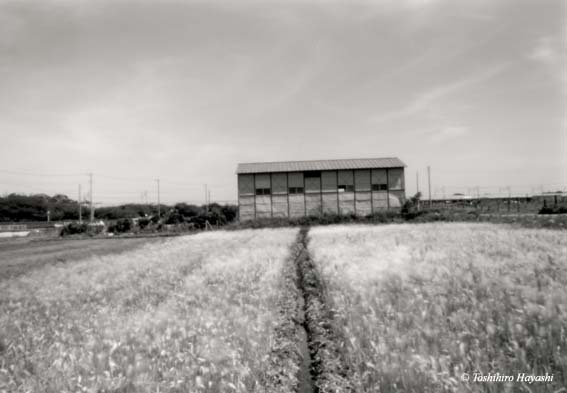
0, 228, 298, 392
309, 223, 567, 392
2, 223, 565, 393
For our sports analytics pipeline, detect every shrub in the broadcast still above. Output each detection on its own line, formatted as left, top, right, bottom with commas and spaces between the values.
539, 206, 567, 215
164, 209, 184, 225
60, 222, 104, 237
401, 192, 423, 220
108, 218, 132, 233
138, 217, 151, 229
61, 222, 88, 236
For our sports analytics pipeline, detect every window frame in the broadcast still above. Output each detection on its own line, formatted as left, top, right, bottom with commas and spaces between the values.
338, 184, 354, 192
372, 184, 388, 191
255, 188, 271, 196
288, 187, 304, 195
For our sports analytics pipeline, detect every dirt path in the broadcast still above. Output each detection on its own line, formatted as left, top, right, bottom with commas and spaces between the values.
0, 237, 167, 280
267, 227, 352, 393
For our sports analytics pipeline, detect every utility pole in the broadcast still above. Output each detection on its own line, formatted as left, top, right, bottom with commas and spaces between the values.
204, 184, 212, 230
204, 184, 208, 213
415, 171, 420, 211
506, 186, 512, 213
416, 171, 419, 193
89, 172, 94, 222
156, 179, 161, 219
78, 184, 82, 224
427, 166, 432, 207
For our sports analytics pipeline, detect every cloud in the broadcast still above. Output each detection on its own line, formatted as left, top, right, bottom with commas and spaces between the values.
431, 125, 469, 142
527, 35, 566, 86
412, 125, 469, 143
369, 63, 508, 124
529, 36, 558, 64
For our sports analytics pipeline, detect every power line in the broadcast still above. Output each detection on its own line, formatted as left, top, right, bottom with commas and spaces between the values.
0, 170, 84, 177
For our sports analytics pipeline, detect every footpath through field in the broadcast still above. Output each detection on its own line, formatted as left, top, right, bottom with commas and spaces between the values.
267, 227, 353, 393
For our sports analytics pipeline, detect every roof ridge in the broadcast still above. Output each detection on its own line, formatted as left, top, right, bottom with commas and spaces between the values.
237, 157, 400, 165
236, 157, 406, 174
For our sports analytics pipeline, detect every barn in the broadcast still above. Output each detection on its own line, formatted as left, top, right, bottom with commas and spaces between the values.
236, 157, 406, 221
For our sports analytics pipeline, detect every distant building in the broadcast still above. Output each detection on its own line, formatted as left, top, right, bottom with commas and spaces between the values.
236, 157, 406, 221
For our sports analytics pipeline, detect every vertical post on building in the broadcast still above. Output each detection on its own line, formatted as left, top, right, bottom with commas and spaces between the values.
320, 172, 323, 216
353, 170, 357, 216
336, 170, 340, 215
303, 173, 307, 217
78, 184, 82, 224
269, 173, 273, 219
386, 168, 390, 210
427, 166, 431, 209
237, 175, 240, 222
286, 173, 290, 219
370, 169, 374, 214
253, 174, 256, 220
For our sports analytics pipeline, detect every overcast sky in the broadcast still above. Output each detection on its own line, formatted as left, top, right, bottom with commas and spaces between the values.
0, 0, 565, 205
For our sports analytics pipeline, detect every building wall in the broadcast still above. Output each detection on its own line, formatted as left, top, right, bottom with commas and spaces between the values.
322, 193, 338, 215
354, 170, 371, 216
289, 194, 305, 217
321, 171, 338, 215
372, 191, 388, 210
238, 167, 405, 220
271, 173, 288, 218
238, 174, 255, 221
272, 195, 288, 218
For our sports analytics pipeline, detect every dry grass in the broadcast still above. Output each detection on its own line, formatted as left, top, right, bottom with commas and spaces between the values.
0, 228, 298, 393
309, 223, 567, 393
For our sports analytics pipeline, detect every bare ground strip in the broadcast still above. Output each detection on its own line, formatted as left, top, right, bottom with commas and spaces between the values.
266, 227, 352, 393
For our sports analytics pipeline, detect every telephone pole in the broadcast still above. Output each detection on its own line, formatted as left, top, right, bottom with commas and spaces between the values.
416, 171, 419, 194
89, 173, 94, 222
156, 179, 161, 219
204, 184, 208, 213
427, 166, 432, 207
78, 184, 82, 224
415, 171, 420, 211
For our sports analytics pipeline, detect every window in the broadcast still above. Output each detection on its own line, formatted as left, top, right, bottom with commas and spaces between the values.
372, 184, 388, 191
338, 185, 354, 192
255, 188, 271, 195
304, 171, 321, 178
288, 187, 304, 194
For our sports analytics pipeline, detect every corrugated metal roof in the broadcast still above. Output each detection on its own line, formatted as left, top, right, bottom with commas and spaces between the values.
236, 157, 406, 174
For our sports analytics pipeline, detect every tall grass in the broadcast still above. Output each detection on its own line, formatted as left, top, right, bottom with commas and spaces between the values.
309, 223, 567, 392
0, 228, 298, 392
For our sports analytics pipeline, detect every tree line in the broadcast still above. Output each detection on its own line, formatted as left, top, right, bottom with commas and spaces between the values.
0, 193, 238, 227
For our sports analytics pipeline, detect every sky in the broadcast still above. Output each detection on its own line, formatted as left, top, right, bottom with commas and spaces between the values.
0, 0, 565, 205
